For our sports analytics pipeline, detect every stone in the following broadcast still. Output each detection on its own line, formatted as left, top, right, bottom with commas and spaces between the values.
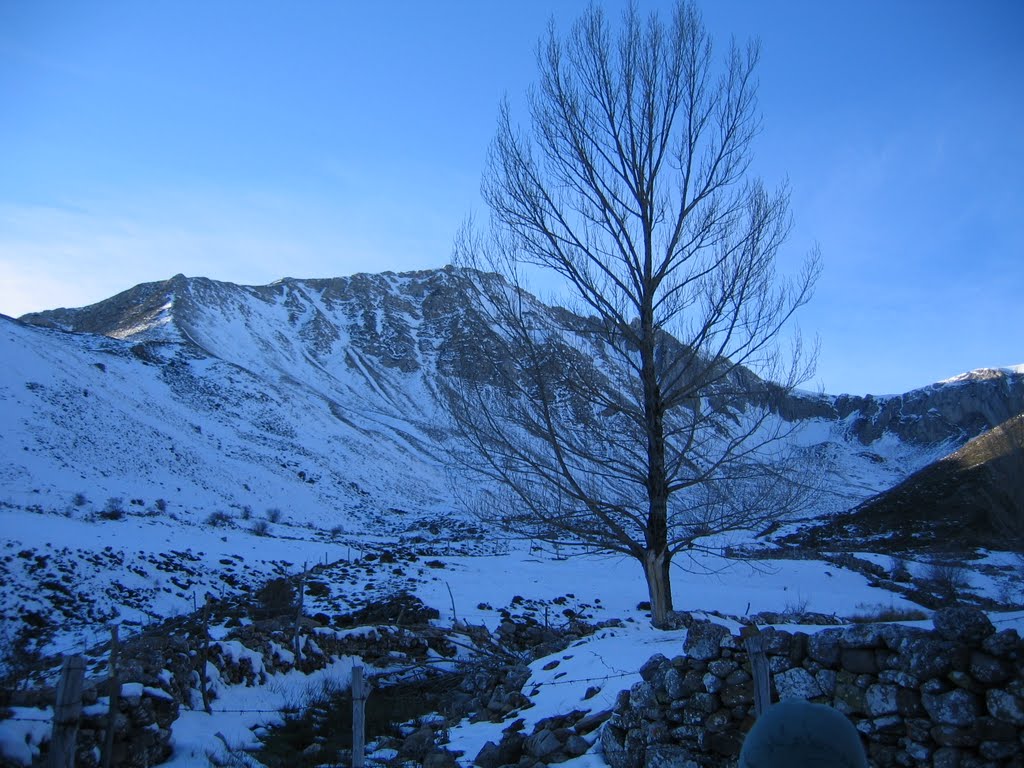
630, 681, 658, 711
564, 735, 590, 757
639, 654, 668, 683
905, 718, 931, 742
981, 628, 1021, 658
707, 659, 738, 677
969, 651, 1012, 685
524, 729, 562, 759
725, 669, 751, 686
683, 621, 729, 661
898, 637, 965, 679
705, 730, 743, 757
833, 674, 866, 715
760, 627, 792, 655
643, 721, 671, 745
400, 726, 435, 759
947, 670, 979, 692
922, 689, 980, 727
503, 733, 528, 762
838, 623, 887, 648
680, 669, 704, 695
865, 684, 899, 717
896, 688, 924, 718
474, 741, 503, 768
930, 725, 978, 748
423, 748, 458, 768
932, 747, 962, 768
932, 606, 995, 644
903, 739, 931, 761
644, 744, 698, 768
662, 667, 685, 700
774, 667, 821, 701
600, 725, 637, 768
872, 714, 902, 733
719, 681, 753, 707
980, 740, 1020, 760
878, 670, 918, 688
704, 709, 731, 733
986, 689, 1024, 725
691, 692, 719, 714
841, 648, 878, 675
807, 630, 841, 666
815, 669, 836, 697
702, 672, 722, 693
575, 709, 612, 735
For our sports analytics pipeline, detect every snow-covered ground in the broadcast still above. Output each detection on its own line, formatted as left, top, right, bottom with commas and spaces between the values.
4, 506, 1023, 767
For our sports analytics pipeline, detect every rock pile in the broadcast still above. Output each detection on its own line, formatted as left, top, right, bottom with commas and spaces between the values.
473, 709, 611, 768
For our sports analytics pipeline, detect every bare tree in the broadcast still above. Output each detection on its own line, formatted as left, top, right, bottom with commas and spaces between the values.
447, 2, 820, 628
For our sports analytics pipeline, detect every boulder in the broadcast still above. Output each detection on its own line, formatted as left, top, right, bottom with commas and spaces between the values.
684, 621, 729, 661
986, 689, 1024, 725
774, 667, 821, 701
932, 607, 994, 644
922, 689, 980, 727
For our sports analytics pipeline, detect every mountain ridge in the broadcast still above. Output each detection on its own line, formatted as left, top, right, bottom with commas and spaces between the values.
18, 268, 1024, 445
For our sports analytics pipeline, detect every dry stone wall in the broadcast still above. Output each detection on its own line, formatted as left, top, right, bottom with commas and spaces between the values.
601, 607, 1024, 768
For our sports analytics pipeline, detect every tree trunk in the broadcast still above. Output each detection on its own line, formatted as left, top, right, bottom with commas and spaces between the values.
642, 547, 674, 628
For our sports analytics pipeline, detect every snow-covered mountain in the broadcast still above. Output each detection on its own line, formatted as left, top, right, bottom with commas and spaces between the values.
2, 268, 1023, 652
9, 268, 1024, 524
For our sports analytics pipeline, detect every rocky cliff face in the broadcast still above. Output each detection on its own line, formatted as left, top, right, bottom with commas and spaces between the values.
781, 368, 1024, 446
22, 268, 1023, 448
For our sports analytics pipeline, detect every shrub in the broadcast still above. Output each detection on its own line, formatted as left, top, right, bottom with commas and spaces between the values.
257, 577, 296, 614
926, 560, 970, 597
72, 492, 89, 508
98, 497, 125, 520
266, 507, 283, 523
252, 520, 271, 537
240, 505, 252, 520
889, 556, 911, 582
153, 498, 168, 513
782, 595, 811, 619
206, 510, 233, 527
305, 581, 330, 598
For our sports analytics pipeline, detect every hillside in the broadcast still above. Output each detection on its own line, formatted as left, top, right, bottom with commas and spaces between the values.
788, 414, 1024, 552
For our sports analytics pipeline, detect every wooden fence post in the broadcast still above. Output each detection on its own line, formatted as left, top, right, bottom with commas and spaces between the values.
352, 664, 368, 768
100, 625, 120, 768
293, 564, 307, 664
743, 625, 771, 718
49, 655, 85, 768
200, 596, 212, 714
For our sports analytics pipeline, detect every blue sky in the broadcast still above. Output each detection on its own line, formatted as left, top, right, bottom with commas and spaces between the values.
1, 0, 1020, 396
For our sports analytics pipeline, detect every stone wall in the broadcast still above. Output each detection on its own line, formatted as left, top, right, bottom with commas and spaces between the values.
601, 607, 1024, 768
6, 610, 453, 767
